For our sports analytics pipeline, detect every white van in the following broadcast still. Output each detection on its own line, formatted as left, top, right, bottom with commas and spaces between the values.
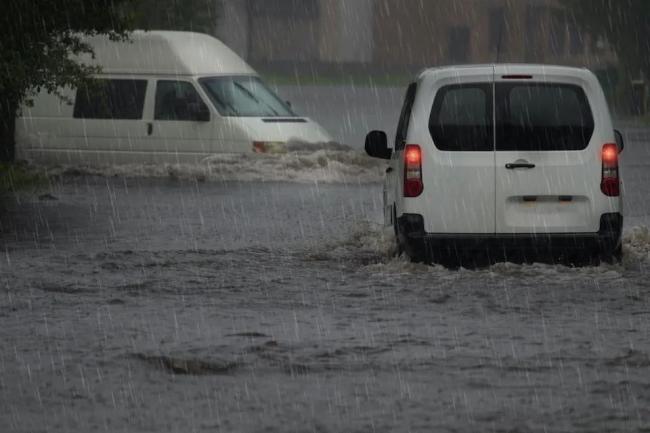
365, 65, 624, 266
16, 31, 332, 164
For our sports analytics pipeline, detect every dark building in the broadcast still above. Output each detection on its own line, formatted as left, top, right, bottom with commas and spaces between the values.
216, 0, 620, 101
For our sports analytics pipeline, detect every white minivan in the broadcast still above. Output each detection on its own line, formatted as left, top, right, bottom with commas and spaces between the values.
16, 31, 332, 164
366, 65, 624, 266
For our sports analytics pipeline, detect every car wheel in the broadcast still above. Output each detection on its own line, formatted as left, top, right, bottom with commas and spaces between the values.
614, 245, 623, 262
600, 244, 623, 264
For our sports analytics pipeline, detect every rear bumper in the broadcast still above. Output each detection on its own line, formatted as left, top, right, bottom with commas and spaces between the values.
397, 213, 623, 262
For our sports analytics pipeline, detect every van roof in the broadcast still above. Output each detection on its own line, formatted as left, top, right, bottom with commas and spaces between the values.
418, 64, 594, 80
79, 31, 256, 76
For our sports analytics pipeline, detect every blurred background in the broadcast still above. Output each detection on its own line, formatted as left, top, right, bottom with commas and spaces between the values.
134, 0, 648, 119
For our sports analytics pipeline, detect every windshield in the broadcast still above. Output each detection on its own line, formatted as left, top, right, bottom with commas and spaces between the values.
199, 76, 296, 117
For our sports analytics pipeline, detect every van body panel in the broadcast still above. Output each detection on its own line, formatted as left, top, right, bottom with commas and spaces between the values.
233, 118, 333, 145
493, 65, 619, 234
78, 31, 255, 76
18, 84, 151, 162
405, 66, 496, 234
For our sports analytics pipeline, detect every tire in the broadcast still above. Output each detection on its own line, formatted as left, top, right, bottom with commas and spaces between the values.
614, 245, 623, 262
600, 244, 623, 264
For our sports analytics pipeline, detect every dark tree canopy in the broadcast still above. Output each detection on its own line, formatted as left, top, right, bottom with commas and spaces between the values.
0, 0, 221, 161
564, 0, 650, 80
0, 0, 136, 161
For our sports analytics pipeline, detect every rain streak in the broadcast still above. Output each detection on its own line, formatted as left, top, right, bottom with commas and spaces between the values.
1, 1, 650, 432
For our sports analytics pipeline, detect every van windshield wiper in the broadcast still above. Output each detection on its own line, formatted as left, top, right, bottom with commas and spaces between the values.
216, 97, 239, 116
234, 82, 280, 116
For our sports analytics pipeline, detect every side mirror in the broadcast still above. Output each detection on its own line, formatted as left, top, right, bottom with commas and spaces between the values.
614, 129, 624, 153
365, 130, 392, 160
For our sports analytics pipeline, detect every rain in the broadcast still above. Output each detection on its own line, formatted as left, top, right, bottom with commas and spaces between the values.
1, 0, 650, 432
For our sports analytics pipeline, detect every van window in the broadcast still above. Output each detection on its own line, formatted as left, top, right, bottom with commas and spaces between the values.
429, 84, 493, 151
394, 82, 417, 150
74, 79, 147, 120
155, 81, 209, 121
199, 76, 294, 117
496, 83, 594, 151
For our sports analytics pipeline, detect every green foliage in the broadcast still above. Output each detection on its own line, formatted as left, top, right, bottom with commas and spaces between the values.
0, 0, 135, 106
131, 0, 221, 34
0, 162, 47, 194
564, 0, 650, 80
0, 0, 137, 160
0, 0, 221, 161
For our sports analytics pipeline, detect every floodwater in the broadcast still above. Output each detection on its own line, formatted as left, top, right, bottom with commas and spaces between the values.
2, 86, 650, 432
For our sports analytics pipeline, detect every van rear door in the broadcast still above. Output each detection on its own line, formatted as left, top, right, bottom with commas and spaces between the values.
420, 67, 495, 234
493, 69, 600, 234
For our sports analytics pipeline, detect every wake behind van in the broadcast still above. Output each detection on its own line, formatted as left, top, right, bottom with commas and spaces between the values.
16, 31, 332, 164
365, 64, 624, 266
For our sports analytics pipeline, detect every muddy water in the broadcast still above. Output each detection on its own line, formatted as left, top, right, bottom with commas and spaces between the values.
2, 171, 650, 432
1, 95, 650, 431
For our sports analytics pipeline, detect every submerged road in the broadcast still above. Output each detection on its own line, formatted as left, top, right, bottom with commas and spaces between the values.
1, 86, 650, 432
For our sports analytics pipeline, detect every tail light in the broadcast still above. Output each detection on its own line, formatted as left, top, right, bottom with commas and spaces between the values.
253, 141, 266, 153
601, 143, 620, 197
404, 144, 423, 197
253, 141, 287, 154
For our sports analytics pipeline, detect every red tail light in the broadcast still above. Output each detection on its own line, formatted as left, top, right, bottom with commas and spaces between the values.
253, 141, 266, 153
601, 143, 620, 197
404, 144, 423, 197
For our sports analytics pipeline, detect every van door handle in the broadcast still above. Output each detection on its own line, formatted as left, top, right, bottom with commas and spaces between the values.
146, 122, 153, 136
386, 167, 394, 173
506, 163, 536, 169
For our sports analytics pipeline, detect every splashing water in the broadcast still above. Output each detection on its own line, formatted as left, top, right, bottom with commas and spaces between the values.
623, 226, 650, 261
336, 222, 650, 278
40, 148, 386, 184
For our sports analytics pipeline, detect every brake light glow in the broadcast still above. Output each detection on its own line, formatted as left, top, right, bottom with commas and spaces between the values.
253, 141, 287, 154
253, 141, 265, 153
602, 144, 618, 164
404, 144, 423, 197
405, 146, 421, 165
601, 143, 620, 197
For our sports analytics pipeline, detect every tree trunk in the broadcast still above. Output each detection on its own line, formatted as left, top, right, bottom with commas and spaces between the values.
0, 96, 17, 162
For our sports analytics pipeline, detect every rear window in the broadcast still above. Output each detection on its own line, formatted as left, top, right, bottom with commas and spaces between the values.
495, 83, 594, 151
74, 79, 147, 120
429, 84, 493, 151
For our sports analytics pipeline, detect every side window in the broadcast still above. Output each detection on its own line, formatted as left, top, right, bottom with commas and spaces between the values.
155, 81, 209, 121
394, 82, 417, 150
74, 79, 147, 119
429, 84, 493, 151
495, 83, 594, 151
